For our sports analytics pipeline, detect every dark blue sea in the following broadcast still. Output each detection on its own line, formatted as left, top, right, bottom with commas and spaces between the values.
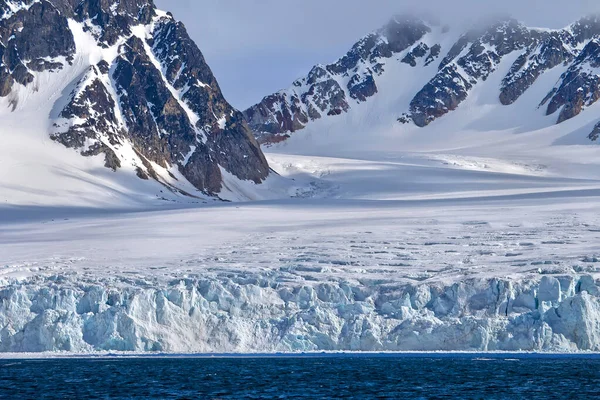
1, 353, 599, 399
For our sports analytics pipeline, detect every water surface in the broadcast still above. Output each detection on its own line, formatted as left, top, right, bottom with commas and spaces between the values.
1, 354, 598, 399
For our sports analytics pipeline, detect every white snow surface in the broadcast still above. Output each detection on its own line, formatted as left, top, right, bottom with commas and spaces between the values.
4, 18, 600, 353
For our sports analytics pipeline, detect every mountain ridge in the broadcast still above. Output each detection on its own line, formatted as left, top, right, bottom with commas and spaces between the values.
244, 14, 600, 145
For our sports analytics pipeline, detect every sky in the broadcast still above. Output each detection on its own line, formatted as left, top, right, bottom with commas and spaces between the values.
156, 0, 600, 111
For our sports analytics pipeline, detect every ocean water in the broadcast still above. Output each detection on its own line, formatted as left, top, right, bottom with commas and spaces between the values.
1, 354, 599, 399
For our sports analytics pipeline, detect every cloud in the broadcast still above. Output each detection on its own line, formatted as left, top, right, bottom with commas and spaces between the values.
155, 0, 600, 109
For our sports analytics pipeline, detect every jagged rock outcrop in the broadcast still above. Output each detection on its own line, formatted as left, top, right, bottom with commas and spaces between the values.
404, 43, 443, 68
53, 63, 124, 171
72, 0, 155, 46
0, 0, 75, 98
243, 16, 434, 144
541, 39, 600, 123
2, 0, 269, 196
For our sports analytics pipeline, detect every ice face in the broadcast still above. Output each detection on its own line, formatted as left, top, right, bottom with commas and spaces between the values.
0, 273, 599, 353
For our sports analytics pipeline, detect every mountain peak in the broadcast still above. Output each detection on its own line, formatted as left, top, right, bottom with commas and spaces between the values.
0, 0, 269, 200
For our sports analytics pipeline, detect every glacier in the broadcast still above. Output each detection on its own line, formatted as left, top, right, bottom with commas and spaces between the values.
3, 182, 600, 354
1, 273, 600, 353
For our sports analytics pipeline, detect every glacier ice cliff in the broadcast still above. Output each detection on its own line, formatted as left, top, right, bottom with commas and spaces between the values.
1, 274, 600, 353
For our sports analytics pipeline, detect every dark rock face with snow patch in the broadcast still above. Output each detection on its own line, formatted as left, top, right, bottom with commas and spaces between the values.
499, 33, 574, 106
53, 64, 124, 171
0, 0, 75, 96
147, 15, 269, 192
71, 0, 155, 46
542, 39, 600, 123
2, 0, 268, 196
409, 64, 472, 128
410, 19, 534, 127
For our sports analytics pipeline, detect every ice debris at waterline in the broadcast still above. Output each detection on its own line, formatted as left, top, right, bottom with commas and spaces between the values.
1, 274, 599, 353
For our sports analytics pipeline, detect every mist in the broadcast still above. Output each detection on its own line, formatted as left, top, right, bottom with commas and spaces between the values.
155, 0, 600, 110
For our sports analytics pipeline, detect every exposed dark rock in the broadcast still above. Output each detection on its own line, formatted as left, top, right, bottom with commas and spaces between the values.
0, 43, 12, 96
178, 149, 221, 194
310, 79, 349, 111
397, 113, 412, 124
55, 71, 121, 148
424, 44, 442, 66
501, 32, 576, 105
0, 0, 75, 97
207, 110, 268, 188
73, 0, 155, 46
243, 92, 309, 138
460, 20, 532, 82
348, 72, 378, 102
401, 43, 429, 67
589, 121, 600, 141
542, 39, 600, 123
150, 15, 269, 186
327, 34, 384, 76
150, 16, 224, 122
27, 60, 65, 73
410, 64, 472, 127
96, 60, 110, 74
11, 63, 33, 85
113, 36, 197, 167
399, 41, 438, 68
383, 16, 432, 53
136, 167, 150, 180
570, 15, 600, 43
82, 143, 121, 171
51, 65, 124, 169
0, 1, 75, 61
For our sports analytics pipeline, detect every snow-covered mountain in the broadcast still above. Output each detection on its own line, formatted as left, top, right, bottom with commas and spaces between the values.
0, 0, 269, 204
5, 4, 600, 355
244, 15, 600, 145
